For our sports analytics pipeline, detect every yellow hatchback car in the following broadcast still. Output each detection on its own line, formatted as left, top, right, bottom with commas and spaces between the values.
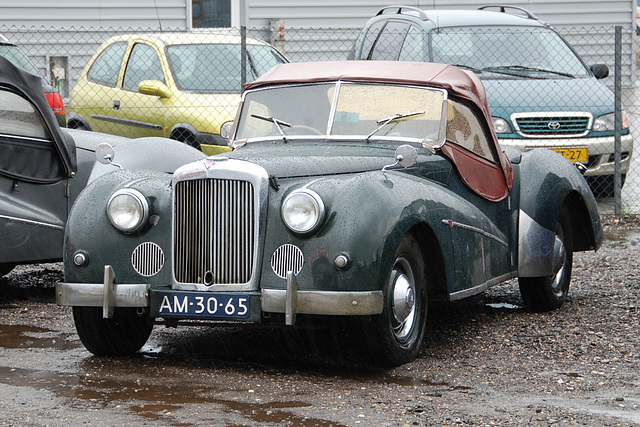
68, 32, 287, 154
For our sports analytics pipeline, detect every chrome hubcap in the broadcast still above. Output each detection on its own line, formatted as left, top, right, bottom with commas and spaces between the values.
390, 257, 417, 341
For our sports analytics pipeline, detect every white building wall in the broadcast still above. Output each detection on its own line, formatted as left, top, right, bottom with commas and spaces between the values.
244, 0, 636, 28
0, 0, 188, 29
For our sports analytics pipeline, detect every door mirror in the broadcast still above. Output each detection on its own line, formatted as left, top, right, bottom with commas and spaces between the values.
138, 80, 171, 98
590, 64, 609, 79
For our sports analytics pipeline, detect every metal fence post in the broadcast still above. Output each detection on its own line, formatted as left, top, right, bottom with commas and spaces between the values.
614, 26, 622, 216
241, 25, 247, 89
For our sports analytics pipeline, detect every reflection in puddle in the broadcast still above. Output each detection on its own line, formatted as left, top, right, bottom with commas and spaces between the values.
603, 228, 640, 244
0, 324, 80, 350
0, 365, 333, 426
486, 303, 521, 310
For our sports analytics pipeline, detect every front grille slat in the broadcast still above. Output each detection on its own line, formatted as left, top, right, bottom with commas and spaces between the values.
174, 178, 255, 285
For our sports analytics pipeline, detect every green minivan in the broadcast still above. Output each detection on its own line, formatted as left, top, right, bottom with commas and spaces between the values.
349, 5, 633, 197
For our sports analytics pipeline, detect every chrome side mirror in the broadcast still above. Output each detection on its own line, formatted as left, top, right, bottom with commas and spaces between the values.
95, 143, 122, 169
383, 144, 418, 171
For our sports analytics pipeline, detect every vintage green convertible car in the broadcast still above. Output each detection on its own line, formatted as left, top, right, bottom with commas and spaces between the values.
57, 61, 602, 367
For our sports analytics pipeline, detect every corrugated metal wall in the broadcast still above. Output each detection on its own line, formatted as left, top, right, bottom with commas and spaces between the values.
245, 0, 636, 28
1, 1, 634, 30
0, 0, 188, 29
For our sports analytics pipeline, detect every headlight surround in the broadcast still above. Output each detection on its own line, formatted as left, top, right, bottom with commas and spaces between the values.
593, 111, 629, 132
106, 188, 149, 233
281, 189, 325, 234
492, 117, 513, 134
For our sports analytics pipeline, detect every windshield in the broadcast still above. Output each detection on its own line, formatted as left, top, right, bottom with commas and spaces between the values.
167, 44, 286, 93
430, 26, 589, 78
234, 82, 447, 144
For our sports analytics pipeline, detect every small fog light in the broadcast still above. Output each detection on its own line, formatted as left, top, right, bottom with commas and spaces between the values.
334, 254, 350, 270
73, 252, 88, 267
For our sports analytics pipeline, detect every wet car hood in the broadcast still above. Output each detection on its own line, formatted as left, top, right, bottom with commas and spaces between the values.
483, 76, 614, 117
224, 141, 403, 178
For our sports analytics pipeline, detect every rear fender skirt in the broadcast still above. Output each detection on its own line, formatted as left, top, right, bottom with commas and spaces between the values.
518, 210, 555, 277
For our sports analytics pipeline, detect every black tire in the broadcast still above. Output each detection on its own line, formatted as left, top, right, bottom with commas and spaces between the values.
519, 206, 573, 312
355, 234, 428, 367
68, 120, 88, 131
0, 263, 16, 277
72, 306, 154, 356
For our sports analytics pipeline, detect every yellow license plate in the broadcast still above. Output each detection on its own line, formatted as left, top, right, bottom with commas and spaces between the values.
550, 147, 588, 162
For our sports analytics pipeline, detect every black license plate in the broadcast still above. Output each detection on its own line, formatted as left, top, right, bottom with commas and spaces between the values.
156, 291, 250, 319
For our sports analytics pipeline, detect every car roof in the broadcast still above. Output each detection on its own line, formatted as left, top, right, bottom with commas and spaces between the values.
244, 60, 488, 113
377, 7, 548, 29
103, 31, 270, 47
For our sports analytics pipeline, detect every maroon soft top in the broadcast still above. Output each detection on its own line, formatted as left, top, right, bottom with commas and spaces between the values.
243, 61, 513, 201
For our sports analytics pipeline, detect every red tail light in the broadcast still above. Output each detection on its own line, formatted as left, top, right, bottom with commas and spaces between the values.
44, 91, 66, 115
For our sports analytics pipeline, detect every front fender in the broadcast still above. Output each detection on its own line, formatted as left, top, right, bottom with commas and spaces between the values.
258, 169, 482, 295
64, 169, 174, 286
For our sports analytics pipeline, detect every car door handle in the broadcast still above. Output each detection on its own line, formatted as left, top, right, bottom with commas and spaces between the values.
113, 100, 120, 110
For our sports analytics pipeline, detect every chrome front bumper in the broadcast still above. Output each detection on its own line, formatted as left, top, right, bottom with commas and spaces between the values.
56, 266, 384, 325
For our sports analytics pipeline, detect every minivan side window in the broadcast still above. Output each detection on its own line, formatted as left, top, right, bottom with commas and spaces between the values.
87, 41, 127, 87
357, 20, 385, 60
399, 25, 425, 62
370, 21, 411, 61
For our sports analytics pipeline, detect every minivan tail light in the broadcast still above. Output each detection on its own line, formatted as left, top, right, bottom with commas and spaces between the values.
45, 92, 66, 115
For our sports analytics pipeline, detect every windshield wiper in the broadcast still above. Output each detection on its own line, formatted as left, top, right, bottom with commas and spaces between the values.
452, 64, 484, 74
483, 65, 575, 79
251, 114, 291, 141
367, 111, 425, 141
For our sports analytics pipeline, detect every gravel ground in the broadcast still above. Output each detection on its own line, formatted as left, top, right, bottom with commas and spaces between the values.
0, 215, 638, 425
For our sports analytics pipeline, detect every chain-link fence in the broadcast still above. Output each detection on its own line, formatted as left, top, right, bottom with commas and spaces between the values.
1, 24, 638, 215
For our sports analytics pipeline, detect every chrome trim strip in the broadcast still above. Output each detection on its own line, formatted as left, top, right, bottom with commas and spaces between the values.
262, 288, 384, 316
92, 114, 163, 130
441, 219, 508, 247
449, 272, 516, 301
0, 214, 64, 231
0, 133, 51, 143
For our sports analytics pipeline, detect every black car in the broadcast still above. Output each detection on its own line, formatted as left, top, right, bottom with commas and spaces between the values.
0, 56, 205, 277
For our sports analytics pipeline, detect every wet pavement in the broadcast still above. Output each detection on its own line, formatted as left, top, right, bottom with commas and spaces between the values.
0, 225, 639, 425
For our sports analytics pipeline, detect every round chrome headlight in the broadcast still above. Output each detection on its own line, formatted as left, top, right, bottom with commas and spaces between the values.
107, 188, 149, 233
281, 189, 325, 234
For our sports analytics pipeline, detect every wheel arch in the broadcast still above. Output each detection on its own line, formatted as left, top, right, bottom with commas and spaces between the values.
563, 190, 602, 252
407, 222, 449, 300
169, 123, 197, 141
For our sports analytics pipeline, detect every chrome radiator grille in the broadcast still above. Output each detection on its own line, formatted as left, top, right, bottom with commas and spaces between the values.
514, 115, 590, 137
174, 178, 255, 284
